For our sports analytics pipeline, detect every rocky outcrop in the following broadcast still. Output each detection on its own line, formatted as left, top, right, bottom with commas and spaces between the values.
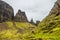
38, 0, 60, 33
29, 18, 36, 25
36, 20, 40, 26
14, 10, 28, 22
0, 0, 14, 22
0, 0, 28, 22
50, 0, 60, 16
30, 19, 34, 24
0, 0, 29, 22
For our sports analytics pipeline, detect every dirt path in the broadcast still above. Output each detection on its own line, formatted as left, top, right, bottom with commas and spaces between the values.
0, 22, 8, 31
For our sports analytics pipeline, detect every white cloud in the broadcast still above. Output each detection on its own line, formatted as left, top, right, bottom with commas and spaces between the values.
2, 0, 57, 22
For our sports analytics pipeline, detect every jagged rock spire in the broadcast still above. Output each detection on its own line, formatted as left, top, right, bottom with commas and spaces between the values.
0, 0, 29, 22
30, 18, 34, 23
36, 20, 40, 26
30, 18, 36, 25
14, 9, 28, 22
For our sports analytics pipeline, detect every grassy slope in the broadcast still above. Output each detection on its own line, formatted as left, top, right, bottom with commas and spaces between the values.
37, 14, 60, 40
0, 21, 38, 40
0, 14, 60, 40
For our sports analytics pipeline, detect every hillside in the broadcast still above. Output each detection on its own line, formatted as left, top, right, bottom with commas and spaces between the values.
37, 0, 60, 40
0, 21, 37, 40
0, 0, 60, 40
0, 0, 38, 40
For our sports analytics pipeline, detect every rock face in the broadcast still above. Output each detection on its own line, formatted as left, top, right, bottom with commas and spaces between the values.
36, 20, 40, 26
0, 0, 28, 22
29, 18, 36, 25
50, 0, 60, 16
30, 19, 34, 24
14, 10, 28, 22
0, 0, 14, 22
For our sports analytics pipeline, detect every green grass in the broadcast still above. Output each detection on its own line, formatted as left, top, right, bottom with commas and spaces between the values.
0, 14, 60, 40
0, 13, 60, 40
0, 21, 37, 40
37, 14, 60, 40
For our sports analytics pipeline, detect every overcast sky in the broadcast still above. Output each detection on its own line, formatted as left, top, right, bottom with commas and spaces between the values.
2, 0, 57, 22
